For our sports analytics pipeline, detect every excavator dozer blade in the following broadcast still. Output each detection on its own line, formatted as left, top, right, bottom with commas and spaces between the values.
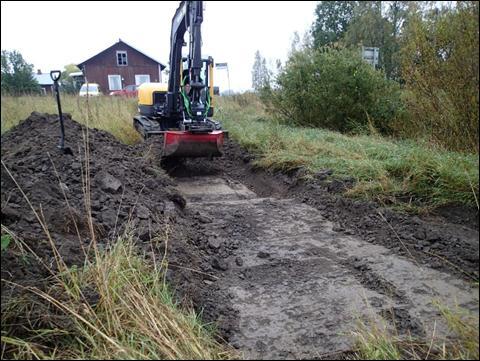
163, 130, 225, 158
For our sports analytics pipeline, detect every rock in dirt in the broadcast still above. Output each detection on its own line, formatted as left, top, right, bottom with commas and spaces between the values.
257, 251, 270, 259
211, 257, 229, 271
208, 237, 222, 249
96, 171, 123, 193
136, 205, 150, 220
235, 256, 244, 266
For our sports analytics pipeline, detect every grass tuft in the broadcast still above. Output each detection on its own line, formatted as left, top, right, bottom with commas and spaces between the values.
352, 302, 479, 360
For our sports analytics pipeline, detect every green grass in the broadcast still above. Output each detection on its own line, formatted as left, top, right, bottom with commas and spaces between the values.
1, 234, 12, 252
216, 94, 479, 210
1, 95, 140, 144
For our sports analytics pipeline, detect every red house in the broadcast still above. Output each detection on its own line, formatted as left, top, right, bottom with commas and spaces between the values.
77, 39, 166, 94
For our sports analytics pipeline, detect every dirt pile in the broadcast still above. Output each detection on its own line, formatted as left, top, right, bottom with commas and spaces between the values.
1, 113, 198, 331
1, 111, 183, 250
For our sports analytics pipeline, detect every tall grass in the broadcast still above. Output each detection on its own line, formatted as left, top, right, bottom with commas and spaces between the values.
1, 95, 140, 144
1, 234, 234, 360
216, 94, 479, 209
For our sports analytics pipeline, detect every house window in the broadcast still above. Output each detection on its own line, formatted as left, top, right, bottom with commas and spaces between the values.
135, 74, 150, 85
116, 51, 127, 66
108, 75, 122, 90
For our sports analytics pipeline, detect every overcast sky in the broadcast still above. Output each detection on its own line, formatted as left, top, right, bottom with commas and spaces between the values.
1, 1, 317, 92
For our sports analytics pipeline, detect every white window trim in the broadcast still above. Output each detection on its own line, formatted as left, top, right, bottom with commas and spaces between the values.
116, 50, 128, 66
108, 74, 122, 91
135, 74, 151, 86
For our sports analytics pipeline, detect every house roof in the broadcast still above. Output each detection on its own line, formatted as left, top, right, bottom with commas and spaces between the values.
77, 39, 166, 69
33, 73, 54, 85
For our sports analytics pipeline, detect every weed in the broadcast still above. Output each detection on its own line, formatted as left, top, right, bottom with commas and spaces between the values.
352, 301, 479, 360
1, 234, 12, 252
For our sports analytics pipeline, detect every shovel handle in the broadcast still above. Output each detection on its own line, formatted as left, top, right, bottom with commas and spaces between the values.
50, 70, 61, 82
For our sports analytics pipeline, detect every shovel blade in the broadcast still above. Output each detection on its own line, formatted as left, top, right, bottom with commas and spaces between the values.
163, 130, 224, 158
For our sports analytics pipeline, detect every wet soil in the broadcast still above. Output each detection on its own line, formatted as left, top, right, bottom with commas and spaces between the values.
202, 140, 480, 281
1, 113, 478, 359
169, 159, 478, 359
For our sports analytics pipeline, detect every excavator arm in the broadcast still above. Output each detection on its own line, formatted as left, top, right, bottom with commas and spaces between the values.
133, 0, 225, 158
167, 0, 208, 122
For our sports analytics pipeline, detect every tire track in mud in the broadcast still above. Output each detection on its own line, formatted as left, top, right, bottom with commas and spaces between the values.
174, 174, 479, 360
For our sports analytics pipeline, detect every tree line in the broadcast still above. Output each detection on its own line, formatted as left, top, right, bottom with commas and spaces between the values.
1, 50, 81, 95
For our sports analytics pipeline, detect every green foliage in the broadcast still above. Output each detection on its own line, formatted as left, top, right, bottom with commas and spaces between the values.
1, 234, 12, 252
1, 50, 40, 95
313, 1, 410, 80
60, 64, 82, 94
398, 1, 479, 153
311, 1, 356, 48
343, 1, 401, 80
262, 47, 405, 135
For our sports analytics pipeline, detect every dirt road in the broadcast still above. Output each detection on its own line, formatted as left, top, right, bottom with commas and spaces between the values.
175, 172, 478, 359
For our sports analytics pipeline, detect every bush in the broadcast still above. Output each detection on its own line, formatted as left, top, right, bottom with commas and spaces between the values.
398, 2, 479, 154
261, 47, 405, 135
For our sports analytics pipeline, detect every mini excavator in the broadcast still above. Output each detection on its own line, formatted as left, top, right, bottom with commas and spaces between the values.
133, 1, 226, 158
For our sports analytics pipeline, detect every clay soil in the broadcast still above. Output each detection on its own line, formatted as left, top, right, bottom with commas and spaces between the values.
1, 113, 478, 359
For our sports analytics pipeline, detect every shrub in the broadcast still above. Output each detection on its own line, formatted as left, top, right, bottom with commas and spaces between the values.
398, 2, 479, 153
261, 47, 405, 135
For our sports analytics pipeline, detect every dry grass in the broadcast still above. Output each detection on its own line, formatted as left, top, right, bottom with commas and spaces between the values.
352, 301, 479, 360
1, 95, 140, 144
1, 235, 235, 360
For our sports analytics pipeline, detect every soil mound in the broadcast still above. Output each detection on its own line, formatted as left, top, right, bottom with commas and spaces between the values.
1, 112, 189, 292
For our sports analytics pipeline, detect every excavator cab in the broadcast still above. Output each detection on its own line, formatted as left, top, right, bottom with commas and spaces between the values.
133, 1, 226, 158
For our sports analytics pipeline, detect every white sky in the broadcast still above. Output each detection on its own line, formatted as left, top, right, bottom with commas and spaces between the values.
1, 1, 317, 92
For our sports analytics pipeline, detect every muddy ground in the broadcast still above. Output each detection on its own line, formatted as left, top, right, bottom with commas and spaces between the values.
1, 113, 479, 359
167, 141, 479, 359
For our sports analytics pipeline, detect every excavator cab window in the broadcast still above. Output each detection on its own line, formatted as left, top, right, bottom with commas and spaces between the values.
181, 61, 210, 110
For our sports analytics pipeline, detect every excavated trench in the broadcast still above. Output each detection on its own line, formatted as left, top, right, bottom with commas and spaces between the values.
1, 114, 478, 359
170, 165, 479, 360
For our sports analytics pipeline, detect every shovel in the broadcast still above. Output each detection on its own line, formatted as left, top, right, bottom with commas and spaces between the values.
50, 70, 73, 155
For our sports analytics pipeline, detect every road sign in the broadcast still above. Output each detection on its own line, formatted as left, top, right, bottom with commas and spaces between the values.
362, 46, 379, 68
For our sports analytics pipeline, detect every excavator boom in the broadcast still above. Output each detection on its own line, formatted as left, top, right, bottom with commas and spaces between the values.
133, 0, 225, 158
